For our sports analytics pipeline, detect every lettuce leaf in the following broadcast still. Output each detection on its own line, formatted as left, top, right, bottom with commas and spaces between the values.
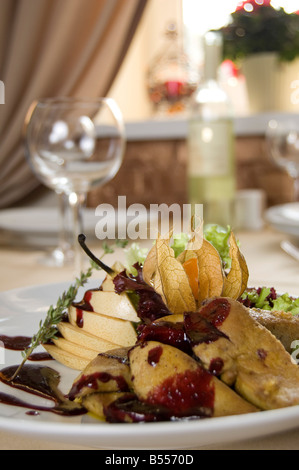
125, 242, 149, 275
240, 287, 299, 315
170, 233, 190, 258
272, 293, 299, 315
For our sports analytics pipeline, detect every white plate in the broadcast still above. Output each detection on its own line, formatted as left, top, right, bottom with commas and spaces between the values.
0, 207, 99, 247
265, 202, 299, 238
0, 207, 97, 235
1, 282, 299, 450
0, 207, 149, 247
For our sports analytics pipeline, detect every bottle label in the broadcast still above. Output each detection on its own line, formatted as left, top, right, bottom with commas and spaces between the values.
188, 120, 232, 176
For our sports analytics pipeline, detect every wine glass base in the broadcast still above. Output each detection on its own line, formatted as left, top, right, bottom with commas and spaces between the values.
37, 246, 74, 267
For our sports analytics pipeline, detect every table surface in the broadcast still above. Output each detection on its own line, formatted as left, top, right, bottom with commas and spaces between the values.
1, 225, 299, 450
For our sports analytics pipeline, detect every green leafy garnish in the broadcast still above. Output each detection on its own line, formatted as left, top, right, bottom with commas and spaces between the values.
241, 287, 272, 309
125, 242, 149, 275
241, 288, 299, 315
272, 294, 299, 315
171, 233, 190, 258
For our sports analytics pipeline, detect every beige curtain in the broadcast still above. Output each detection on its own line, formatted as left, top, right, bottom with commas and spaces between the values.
0, 0, 148, 208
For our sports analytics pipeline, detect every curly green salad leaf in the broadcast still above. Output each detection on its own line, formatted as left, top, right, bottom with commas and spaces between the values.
170, 232, 190, 258
125, 242, 149, 275
240, 287, 299, 315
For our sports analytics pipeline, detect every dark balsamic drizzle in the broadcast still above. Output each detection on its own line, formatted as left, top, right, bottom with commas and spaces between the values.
0, 364, 85, 416
0, 334, 84, 416
0, 335, 53, 361
0, 335, 32, 351
28, 352, 53, 362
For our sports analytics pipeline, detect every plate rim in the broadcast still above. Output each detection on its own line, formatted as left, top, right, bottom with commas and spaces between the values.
265, 202, 299, 227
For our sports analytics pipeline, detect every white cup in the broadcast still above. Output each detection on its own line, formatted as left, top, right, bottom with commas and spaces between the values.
234, 189, 266, 231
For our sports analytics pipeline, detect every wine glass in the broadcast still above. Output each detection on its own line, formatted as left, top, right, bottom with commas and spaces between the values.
24, 101, 73, 267
266, 118, 299, 202
25, 97, 125, 271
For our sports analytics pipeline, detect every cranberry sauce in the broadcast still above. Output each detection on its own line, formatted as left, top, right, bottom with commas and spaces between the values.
73, 288, 97, 328
0, 364, 85, 416
209, 357, 224, 376
199, 298, 231, 327
137, 321, 192, 354
184, 299, 231, 346
68, 371, 130, 401
146, 368, 215, 418
75, 308, 84, 328
184, 312, 229, 345
81, 289, 94, 310
147, 345, 163, 366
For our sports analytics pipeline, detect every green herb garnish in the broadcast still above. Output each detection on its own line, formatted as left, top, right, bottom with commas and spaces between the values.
10, 236, 127, 380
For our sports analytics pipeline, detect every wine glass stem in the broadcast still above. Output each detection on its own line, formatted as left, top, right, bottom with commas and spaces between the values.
68, 191, 86, 274
56, 191, 70, 255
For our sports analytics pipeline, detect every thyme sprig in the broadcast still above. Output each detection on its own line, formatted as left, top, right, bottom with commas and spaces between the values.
9, 236, 128, 380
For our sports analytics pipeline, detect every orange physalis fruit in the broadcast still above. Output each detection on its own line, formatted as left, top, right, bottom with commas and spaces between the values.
183, 257, 199, 301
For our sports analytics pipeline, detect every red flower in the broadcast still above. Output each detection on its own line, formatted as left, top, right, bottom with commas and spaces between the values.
235, 0, 272, 12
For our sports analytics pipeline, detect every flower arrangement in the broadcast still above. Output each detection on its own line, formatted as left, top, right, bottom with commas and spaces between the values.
215, 0, 299, 63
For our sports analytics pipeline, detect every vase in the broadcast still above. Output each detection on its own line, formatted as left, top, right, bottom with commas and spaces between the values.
241, 52, 299, 113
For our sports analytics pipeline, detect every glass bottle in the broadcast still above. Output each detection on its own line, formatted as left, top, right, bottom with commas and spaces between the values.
187, 31, 236, 227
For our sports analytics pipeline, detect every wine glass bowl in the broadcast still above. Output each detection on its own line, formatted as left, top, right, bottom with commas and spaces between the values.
266, 118, 299, 201
25, 97, 125, 269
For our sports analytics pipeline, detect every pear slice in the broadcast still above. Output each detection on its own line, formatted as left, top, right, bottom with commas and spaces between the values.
100, 276, 115, 292
57, 321, 120, 352
80, 290, 139, 323
68, 304, 137, 347
52, 337, 99, 362
100, 261, 124, 292
43, 343, 90, 371
86, 260, 124, 294
129, 341, 257, 418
